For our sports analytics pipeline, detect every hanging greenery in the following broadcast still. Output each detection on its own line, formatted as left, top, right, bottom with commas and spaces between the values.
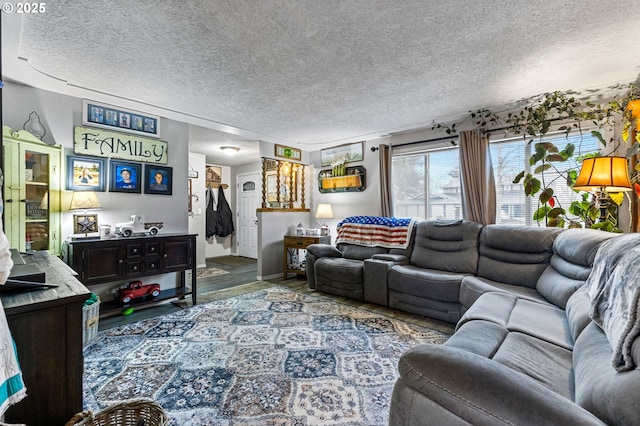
430, 83, 640, 230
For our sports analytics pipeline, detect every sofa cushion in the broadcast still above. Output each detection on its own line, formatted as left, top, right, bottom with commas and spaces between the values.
459, 275, 547, 310
537, 228, 618, 308
409, 219, 482, 274
459, 292, 573, 350
338, 244, 389, 260
388, 265, 469, 303
476, 225, 561, 288
574, 322, 640, 426
565, 288, 593, 343
314, 257, 365, 300
491, 331, 574, 400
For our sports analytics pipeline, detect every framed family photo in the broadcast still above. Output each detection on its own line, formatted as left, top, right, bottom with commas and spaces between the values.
66, 155, 106, 191
109, 160, 142, 193
145, 165, 173, 195
83, 99, 161, 138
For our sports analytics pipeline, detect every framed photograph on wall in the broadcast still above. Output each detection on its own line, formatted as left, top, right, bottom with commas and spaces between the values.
83, 99, 161, 138
145, 165, 173, 195
109, 160, 142, 193
66, 155, 106, 191
321, 141, 364, 167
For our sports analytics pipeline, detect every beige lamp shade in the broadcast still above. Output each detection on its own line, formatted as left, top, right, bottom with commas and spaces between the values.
573, 157, 632, 192
315, 203, 334, 219
69, 191, 102, 210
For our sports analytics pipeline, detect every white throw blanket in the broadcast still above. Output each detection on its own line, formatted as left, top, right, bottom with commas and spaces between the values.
0, 219, 26, 418
586, 233, 640, 372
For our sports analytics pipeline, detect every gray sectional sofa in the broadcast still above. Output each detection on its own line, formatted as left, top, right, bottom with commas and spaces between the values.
306, 219, 640, 425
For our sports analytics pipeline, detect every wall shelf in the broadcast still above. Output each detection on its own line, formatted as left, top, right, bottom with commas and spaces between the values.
318, 165, 366, 193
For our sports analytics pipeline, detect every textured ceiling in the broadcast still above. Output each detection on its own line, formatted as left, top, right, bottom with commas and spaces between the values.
3, 0, 640, 165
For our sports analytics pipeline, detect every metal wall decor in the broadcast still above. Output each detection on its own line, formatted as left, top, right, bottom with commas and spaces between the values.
318, 165, 366, 193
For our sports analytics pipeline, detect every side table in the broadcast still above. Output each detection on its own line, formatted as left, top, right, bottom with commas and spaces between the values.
283, 234, 331, 278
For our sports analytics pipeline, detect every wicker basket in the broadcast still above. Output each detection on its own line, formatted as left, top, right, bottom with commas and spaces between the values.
82, 296, 101, 347
65, 399, 169, 426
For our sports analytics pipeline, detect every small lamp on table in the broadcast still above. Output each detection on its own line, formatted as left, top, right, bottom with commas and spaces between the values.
69, 191, 102, 237
315, 203, 334, 236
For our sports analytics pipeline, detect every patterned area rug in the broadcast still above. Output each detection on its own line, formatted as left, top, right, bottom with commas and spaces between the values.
83, 287, 450, 425
196, 267, 229, 278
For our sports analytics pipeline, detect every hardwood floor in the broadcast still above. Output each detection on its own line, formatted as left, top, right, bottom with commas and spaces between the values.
98, 255, 455, 335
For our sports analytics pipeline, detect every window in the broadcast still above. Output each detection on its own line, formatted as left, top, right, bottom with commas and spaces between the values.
390, 132, 600, 225
490, 132, 600, 225
392, 147, 461, 220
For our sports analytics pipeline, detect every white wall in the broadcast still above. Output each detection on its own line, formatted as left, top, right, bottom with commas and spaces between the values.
257, 209, 310, 280
3, 82, 190, 240
308, 139, 382, 244
188, 152, 207, 268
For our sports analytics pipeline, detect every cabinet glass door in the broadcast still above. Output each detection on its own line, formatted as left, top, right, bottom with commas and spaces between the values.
24, 149, 50, 251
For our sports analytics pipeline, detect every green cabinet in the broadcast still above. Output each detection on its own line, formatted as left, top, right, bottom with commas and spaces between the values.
2, 126, 62, 254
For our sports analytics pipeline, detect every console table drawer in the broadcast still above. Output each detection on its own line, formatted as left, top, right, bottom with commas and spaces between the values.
284, 236, 321, 248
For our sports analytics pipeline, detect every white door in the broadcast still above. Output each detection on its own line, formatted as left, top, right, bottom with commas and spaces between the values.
236, 172, 260, 259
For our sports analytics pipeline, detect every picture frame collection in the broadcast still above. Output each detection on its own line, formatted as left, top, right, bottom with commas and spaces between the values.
83, 100, 161, 138
66, 155, 173, 195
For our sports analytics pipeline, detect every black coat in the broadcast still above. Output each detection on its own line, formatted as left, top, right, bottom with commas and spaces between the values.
205, 187, 218, 238
215, 186, 234, 238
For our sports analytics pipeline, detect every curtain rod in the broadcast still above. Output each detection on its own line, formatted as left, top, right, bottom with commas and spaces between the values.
388, 116, 574, 150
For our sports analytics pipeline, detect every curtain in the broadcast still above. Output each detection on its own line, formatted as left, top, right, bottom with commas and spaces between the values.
459, 129, 496, 224
379, 144, 392, 217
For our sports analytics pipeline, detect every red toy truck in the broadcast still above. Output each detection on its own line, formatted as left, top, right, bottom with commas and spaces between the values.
116, 281, 161, 304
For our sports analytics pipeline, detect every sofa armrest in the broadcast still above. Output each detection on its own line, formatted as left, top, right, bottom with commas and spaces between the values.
306, 244, 342, 258
371, 253, 409, 263
363, 257, 407, 306
391, 344, 606, 426
305, 244, 342, 289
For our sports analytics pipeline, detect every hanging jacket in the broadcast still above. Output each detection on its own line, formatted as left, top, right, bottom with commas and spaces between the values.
205, 187, 218, 238
215, 186, 235, 238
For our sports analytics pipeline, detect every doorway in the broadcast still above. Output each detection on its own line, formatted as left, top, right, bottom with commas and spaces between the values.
236, 172, 260, 259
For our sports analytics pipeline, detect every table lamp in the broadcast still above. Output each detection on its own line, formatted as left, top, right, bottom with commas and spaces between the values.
69, 191, 102, 236
315, 203, 334, 236
572, 156, 632, 222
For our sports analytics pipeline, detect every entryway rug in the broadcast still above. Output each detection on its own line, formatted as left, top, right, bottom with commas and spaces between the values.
82, 286, 451, 425
196, 267, 229, 278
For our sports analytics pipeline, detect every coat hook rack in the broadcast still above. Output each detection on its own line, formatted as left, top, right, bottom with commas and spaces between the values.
207, 183, 229, 189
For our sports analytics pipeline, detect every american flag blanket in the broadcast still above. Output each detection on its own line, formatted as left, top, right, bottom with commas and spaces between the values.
335, 216, 416, 249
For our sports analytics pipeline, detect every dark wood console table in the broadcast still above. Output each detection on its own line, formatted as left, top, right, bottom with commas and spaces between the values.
64, 233, 197, 316
2, 251, 90, 426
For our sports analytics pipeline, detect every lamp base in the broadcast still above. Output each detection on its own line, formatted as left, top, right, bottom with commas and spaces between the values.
320, 225, 330, 236
597, 193, 611, 223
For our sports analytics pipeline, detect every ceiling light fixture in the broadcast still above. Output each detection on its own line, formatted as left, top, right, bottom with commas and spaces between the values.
220, 146, 240, 156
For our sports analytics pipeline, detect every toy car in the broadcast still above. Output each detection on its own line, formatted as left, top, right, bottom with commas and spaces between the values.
115, 215, 163, 237
116, 280, 161, 304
